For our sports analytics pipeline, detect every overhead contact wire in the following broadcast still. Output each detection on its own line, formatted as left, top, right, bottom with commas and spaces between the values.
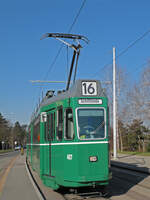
91, 28, 150, 78
43, 0, 87, 81
35, 0, 87, 106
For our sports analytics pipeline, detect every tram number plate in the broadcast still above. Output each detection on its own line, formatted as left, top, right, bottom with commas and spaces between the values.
81, 81, 97, 96
89, 156, 98, 162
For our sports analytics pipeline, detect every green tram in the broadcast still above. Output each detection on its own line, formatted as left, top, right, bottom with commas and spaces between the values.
27, 80, 111, 190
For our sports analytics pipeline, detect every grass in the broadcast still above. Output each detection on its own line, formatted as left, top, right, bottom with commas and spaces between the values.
0, 149, 13, 154
118, 151, 150, 156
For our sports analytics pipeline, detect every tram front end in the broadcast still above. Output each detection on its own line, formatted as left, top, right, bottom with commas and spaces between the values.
63, 95, 111, 188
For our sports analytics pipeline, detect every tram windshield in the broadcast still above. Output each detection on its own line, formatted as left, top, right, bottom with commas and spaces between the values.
77, 108, 106, 139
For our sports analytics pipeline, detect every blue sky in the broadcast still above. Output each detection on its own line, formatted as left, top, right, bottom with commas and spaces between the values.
0, 0, 150, 124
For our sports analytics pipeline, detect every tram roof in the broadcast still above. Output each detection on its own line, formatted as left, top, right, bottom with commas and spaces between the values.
30, 80, 107, 122
41, 79, 106, 108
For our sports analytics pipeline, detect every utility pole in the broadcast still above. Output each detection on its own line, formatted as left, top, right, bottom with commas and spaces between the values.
113, 47, 117, 159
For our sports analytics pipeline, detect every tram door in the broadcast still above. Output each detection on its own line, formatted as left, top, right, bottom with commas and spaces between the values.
47, 110, 55, 176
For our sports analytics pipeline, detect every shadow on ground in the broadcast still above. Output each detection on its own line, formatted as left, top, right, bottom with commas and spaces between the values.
107, 162, 150, 198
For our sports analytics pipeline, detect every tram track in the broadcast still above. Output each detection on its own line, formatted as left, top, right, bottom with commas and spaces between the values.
63, 192, 110, 200
26, 157, 110, 200
63, 165, 150, 200
62, 186, 110, 200
26, 157, 150, 200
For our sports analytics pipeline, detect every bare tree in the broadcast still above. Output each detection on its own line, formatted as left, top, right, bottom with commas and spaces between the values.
104, 65, 130, 151
140, 61, 150, 125
128, 61, 150, 128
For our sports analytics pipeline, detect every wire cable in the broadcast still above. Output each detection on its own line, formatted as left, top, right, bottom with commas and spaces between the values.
33, 0, 87, 110
68, 0, 87, 33
116, 28, 150, 59
91, 27, 150, 78
124, 61, 148, 78
43, 0, 87, 81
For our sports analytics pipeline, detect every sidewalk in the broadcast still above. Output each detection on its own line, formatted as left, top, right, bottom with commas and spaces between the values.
111, 153, 150, 174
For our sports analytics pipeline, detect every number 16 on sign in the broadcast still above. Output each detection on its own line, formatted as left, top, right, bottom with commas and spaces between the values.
82, 81, 97, 96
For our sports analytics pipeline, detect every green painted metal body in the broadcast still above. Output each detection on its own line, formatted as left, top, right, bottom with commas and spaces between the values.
27, 89, 111, 190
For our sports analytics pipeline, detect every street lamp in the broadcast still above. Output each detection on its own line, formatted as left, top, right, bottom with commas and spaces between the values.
2, 141, 4, 150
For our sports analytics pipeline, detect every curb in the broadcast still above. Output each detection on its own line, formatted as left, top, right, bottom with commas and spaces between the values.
25, 158, 46, 200
111, 160, 150, 175
25, 158, 65, 200
0, 151, 15, 156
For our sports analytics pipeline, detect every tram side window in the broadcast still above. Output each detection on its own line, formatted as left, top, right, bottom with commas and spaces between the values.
45, 114, 50, 141
49, 113, 55, 141
33, 120, 40, 143
65, 108, 74, 140
57, 107, 63, 140
45, 112, 55, 141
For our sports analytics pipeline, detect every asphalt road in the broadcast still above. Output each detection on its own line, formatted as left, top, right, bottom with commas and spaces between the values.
0, 151, 40, 200
108, 166, 150, 200
0, 151, 19, 176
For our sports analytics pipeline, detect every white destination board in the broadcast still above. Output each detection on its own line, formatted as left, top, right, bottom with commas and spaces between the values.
81, 81, 97, 96
78, 99, 102, 104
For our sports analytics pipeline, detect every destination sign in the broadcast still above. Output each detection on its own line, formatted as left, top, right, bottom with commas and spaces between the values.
78, 99, 102, 105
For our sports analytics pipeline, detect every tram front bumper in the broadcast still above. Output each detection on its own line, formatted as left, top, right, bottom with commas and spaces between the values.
64, 174, 110, 183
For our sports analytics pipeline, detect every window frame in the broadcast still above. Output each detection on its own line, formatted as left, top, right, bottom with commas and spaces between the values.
56, 106, 63, 141
75, 107, 106, 140
44, 110, 56, 142
33, 117, 40, 143
64, 108, 75, 140
45, 113, 50, 141
49, 112, 55, 141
